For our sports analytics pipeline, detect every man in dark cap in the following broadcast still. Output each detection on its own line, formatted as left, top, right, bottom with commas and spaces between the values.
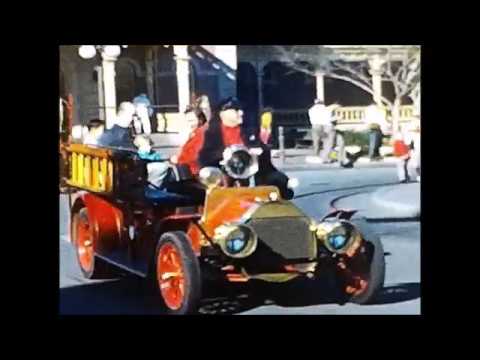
198, 97, 294, 199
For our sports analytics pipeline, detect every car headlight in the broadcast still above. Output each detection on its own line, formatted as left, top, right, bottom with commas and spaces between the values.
315, 220, 361, 254
199, 167, 223, 189
327, 233, 349, 250
222, 145, 259, 180
213, 224, 257, 258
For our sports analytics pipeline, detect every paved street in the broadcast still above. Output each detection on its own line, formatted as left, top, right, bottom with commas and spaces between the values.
59, 164, 420, 315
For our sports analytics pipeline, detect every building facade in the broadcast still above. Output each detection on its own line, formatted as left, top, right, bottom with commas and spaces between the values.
60, 45, 419, 132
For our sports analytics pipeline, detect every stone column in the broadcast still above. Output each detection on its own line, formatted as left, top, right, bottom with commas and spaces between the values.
257, 68, 264, 111
368, 55, 385, 105
94, 66, 105, 121
256, 60, 268, 112
315, 72, 325, 102
145, 47, 155, 103
101, 52, 119, 129
173, 45, 191, 113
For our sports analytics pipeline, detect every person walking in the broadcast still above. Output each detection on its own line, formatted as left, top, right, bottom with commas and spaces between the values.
308, 99, 339, 163
365, 103, 387, 161
393, 128, 411, 183
405, 116, 421, 181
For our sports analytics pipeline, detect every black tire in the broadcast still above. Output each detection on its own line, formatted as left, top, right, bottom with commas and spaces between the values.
350, 235, 386, 304
71, 207, 117, 280
153, 231, 202, 315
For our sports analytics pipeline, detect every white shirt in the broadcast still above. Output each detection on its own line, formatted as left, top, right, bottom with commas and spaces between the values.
364, 105, 390, 133
135, 104, 152, 135
83, 133, 98, 146
309, 104, 335, 126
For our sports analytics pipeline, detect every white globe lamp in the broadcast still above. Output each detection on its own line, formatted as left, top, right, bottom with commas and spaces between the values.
78, 45, 97, 59
103, 45, 121, 58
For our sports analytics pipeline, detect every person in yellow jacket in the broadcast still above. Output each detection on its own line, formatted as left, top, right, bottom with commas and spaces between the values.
260, 108, 273, 145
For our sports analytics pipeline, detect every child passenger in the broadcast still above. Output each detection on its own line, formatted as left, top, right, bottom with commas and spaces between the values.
134, 135, 169, 189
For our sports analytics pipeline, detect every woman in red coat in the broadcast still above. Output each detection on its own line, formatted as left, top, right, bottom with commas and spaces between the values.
175, 106, 208, 176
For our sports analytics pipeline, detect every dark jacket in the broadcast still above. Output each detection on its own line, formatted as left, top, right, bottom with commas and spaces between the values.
198, 116, 293, 199
97, 125, 136, 150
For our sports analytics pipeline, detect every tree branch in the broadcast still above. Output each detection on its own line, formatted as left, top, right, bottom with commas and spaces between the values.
330, 61, 372, 88
326, 73, 392, 107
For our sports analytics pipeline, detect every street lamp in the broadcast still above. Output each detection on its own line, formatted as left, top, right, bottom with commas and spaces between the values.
78, 45, 127, 59
78, 45, 97, 59
77, 45, 128, 128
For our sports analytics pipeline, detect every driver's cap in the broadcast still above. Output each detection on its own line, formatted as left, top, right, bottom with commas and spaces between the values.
217, 97, 242, 112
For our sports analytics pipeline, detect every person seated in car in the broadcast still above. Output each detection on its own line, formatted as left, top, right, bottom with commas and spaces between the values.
198, 97, 294, 199
173, 105, 208, 176
134, 135, 170, 189
83, 119, 105, 146
97, 102, 137, 150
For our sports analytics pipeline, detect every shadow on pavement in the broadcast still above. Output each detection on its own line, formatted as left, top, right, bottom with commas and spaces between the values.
60, 276, 164, 315
60, 275, 420, 315
369, 282, 420, 305
59, 276, 264, 315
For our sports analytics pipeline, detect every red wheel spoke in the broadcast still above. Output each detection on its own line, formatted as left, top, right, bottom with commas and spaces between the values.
157, 243, 185, 311
74, 211, 94, 273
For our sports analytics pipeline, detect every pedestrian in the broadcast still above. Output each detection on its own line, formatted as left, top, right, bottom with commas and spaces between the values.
133, 93, 153, 135
259, 107, 273, 145
308, 99, 339, 163
405, 116, 421, 182
393, 129, 411, 183
365, 103, 387, 161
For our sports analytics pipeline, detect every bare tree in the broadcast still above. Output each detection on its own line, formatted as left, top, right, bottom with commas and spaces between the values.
273, 45, 420, 132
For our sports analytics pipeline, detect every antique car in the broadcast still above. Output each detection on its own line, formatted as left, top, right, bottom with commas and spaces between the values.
61, 134, 385, 314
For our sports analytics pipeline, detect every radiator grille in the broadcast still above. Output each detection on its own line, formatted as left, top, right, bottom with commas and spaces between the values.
247, 217, 316, 260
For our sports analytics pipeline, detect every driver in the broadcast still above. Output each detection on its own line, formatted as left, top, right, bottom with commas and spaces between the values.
198, 97, 294, 199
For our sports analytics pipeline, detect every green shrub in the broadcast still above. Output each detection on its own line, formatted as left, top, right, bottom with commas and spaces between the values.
341, 131, 392, 153
342, 131, 370, 152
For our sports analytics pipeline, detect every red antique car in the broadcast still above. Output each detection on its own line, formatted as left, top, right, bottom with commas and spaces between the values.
60, 102, 385, 315
61, 141, 384, 314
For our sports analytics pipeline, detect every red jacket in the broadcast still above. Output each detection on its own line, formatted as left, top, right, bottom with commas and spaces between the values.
393, 139, 410, 157
220, 123, 244, 147
178, 123, 244, 175
177, 126, 206, 175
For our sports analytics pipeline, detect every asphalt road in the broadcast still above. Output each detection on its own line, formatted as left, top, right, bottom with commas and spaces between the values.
59, 165, 420, 315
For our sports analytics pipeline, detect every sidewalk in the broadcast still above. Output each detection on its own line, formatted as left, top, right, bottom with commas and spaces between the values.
271, 148, 397, 171
332, 182, 420, 221
149, 133, 397, 171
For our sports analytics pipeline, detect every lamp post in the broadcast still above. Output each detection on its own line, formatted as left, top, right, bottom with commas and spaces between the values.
78, 45, 127, 129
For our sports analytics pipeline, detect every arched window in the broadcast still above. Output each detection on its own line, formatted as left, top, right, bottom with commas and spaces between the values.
262, 61, 315, 110
116, 60, 137, 104
153, 46, 178, 110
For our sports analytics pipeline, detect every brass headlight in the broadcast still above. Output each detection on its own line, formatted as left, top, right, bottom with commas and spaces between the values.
213, 224, 258, 258
199, 167, 223, 189
222, 145, 259, 180
315, 220, 362, 254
